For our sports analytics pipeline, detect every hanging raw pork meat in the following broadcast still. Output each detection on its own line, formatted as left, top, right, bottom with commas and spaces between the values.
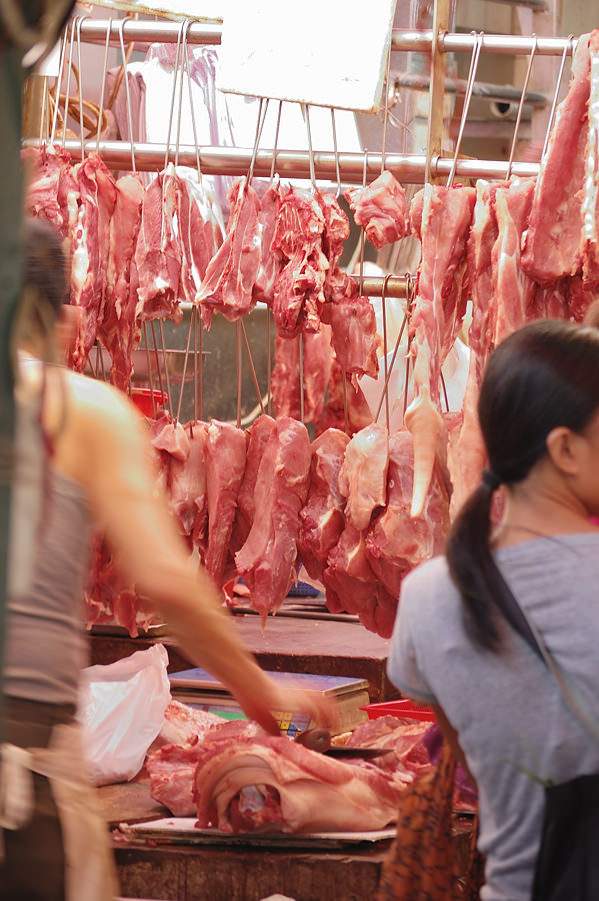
365, 429, 449, 601
175, 166, 223, 319
318, 189, 351, 302
314, 359, 374, 438
135, 164, 183, 325
83, 534, 154, 638
345, 170, 409, 250
271, 327, 334, 424
70, 153, 117, 372
405, 182, 475, 518
235, 417, 311, 619
338, 423, 389, 531
168, 420, 209, 550
196, 177, 262, 324
582, 31, 599, 287
325, 288, 381, 380
205, 420, 247, 589
323, 521, 397, 638
448, 180, 499, 515
521, 32, 592, 285
297, 427, 350, 582
270, 184, 329, 337
253, 181, 282, 306
100, 172, 145, 391
490, 177, 537, 346
22, 145, 80, 243
192, 721, 405, 834
231, 413, 277, 553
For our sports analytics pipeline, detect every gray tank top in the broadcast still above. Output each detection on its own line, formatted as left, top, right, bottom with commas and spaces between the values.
4, 376, 91, 706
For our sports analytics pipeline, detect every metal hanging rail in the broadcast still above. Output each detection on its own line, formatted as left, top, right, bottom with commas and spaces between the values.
74, 19, 577, 59
22, 138, 541, 184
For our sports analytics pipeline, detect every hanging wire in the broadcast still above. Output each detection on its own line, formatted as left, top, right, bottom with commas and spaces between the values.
246, 96, 269, 188
116, 16, 137, 173
269, 100, 283, 184
181, 17, 202, 177
301, 102, 317, 193
330, 107, 341, 197
381, 41, 393, 175
49, 25, 69, 145
74, 16, 88, 160
378, 273, 392, 432
163, 19, 185, 171
358, 149, 368, 295
60, 17, 78, 149
447, 31, 483, 188
541, 34, 574, 163
95, 18, 112, 156
506, 34, 538, 179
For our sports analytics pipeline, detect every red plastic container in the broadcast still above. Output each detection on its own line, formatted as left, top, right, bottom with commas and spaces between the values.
131, 388, 169, 418
361, 699, 436, 722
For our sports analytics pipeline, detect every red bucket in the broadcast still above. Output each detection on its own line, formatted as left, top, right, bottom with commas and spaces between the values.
360, 699, 436, 722
131, 388, 169, 418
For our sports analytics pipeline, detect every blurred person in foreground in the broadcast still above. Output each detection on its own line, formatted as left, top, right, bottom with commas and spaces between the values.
385, 319, 599, 900
0, 217, 335, 901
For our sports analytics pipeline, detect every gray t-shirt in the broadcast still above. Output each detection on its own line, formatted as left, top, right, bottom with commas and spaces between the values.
388, 534, 599, 901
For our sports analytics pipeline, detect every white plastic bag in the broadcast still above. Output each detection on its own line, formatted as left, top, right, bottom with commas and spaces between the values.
78, 643, 171, 786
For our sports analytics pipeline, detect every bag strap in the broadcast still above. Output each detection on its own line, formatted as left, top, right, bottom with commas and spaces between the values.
501, 581, 599, 747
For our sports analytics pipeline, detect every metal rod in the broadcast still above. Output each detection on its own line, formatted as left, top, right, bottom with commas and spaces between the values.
25, 138, 540, 183
74, 20, 577, 59
394, 72, 547, 108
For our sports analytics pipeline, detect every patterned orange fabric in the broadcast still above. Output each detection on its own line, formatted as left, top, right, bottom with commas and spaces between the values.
376, 741, 484, 901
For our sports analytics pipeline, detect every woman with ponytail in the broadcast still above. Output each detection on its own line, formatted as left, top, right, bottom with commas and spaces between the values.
387, 319, 599, 901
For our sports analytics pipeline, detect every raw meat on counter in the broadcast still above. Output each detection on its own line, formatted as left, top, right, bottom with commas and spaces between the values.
345, 170, 409, 250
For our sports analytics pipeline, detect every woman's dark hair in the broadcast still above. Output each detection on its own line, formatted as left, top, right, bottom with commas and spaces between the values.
446, 319, 599, 649
21, 217, 69, 318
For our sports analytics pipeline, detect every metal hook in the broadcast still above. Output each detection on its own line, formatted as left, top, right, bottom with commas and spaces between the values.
506, 33, 538, 180
302, 103, 317, 194
247, 97, 269, 189
74, 16, 88, 160
95, 18, 112, 156
181, 17, 202, 178
447, 31, 483, 188
175, 17, 197, 168
330, 107, 341, 198
541, 34, 574, 163
381, 38, 393, 174
269, 100, 283, 185
60, 16, 78, 150
50, 25, 69, 145
164, 19, 186, 171
115, 17, 136, 173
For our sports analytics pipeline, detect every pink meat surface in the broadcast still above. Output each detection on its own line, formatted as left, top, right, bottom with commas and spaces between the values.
270, 327, 334, 425
521, 32, 592, 284
205, 420, 247, 588
270, 185, 329, 337
405, 182, 475, 517
231, 414, 277, 552
323, 521, 397, 638
134, 165, 183, 324
338, 423, 389, 531
101, 172, 145, 390
297, 428, 350, 582
175, 167, 222, 318
192, 729, 405, 834
582, 31, 599, 286
345, 170, 409, 250
365, 429, 449, 600
253, 181, 282, 305
197, 178, 261, 323
235, 418, 312, 618
70, 154, 117, 371
168, 421, 209, 545
325, 285, 381, 380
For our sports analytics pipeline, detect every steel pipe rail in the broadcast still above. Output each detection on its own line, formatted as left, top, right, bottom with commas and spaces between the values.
73, 19, 577, 59
22, 139, 541, 183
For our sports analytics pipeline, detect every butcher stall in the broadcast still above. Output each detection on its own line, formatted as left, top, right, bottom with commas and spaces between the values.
17, 0, 599, 896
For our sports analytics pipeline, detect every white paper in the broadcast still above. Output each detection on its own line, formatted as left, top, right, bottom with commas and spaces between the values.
218, 0, 396, 113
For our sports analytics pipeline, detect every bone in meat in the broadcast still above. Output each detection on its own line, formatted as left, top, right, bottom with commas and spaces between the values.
521, 32, 592, 285
297, 427, 350, 582
235, 418, 311, 619
345, 170, 409, 250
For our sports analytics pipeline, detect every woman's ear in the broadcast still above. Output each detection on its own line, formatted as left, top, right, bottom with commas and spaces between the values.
545, 426, 580, 476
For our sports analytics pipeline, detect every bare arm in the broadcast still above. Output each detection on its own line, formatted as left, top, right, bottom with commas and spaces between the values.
62, 374, 335, 735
